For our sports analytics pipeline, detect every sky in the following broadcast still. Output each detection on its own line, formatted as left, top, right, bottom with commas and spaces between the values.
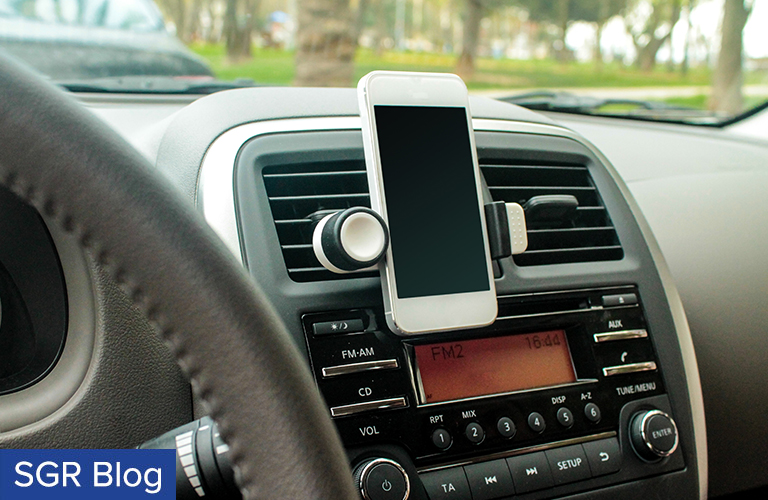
566, 0, 767, 64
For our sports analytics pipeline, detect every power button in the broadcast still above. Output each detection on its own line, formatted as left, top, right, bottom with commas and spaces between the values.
353, 458, 410, 500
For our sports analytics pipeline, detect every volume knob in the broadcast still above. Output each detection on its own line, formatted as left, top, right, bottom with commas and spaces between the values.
352, 458, 410, 500
629, 409, 679, 461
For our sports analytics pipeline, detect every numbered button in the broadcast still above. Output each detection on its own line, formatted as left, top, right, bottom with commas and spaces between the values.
557, 407, 574, 428
584, 403, 602, 423
497, 417, 516, 438
528, 412, 546, 433
465, 423, 485, 444
432, 428, 453, 450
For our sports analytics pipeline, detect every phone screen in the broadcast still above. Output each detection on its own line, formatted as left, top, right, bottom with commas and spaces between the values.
374, 105, 490, 299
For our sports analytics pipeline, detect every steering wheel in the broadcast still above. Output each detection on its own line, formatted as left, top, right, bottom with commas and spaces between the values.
0, 56, 359, 499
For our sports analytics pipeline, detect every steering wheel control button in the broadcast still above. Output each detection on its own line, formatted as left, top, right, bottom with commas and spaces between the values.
432, 428, 453, 450
464, 459, 515, 500
582, 438, 622, 477
545, 444, 591, 485
556, 407, 574, 428
601, 293, 638, 307
584, 403, 602, 423
527, 412, 546, 433
602, 361, 657, 377
464, 422, 485, 444
313, 318, 365, 336
321, 358, 399, 378
496, 417, 516, 438
354, 458, 410, 500
329, 397, 407, 418
420, 467, 471, 500
630, 410, 679, 461
593, 329, 648, 343
506, 452, 553, 493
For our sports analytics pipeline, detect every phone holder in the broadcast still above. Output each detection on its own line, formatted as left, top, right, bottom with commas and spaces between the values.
312, 207, 389, 273
312, 203, 530, 275
485, 201, 528, 260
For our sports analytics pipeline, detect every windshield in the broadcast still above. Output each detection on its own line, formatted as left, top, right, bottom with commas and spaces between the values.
0, 0, 164, 30
0, 0, 764, 124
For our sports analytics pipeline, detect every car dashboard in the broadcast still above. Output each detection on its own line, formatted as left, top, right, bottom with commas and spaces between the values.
2, 85, 768, 499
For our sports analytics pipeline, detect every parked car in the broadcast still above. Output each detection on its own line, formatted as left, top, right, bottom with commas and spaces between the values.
0, 0, 212, 79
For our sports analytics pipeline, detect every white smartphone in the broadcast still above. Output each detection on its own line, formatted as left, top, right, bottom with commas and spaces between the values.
357, 71, 498, 335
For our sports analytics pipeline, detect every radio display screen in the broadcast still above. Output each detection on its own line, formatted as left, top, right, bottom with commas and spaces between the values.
413, 331, 576, 404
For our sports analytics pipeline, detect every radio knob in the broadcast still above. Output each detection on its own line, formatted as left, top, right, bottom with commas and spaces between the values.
352, 458, 410, 500
629, 410, 679, 462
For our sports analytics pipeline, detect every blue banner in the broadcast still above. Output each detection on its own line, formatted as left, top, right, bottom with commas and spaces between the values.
0, 449, 175, 499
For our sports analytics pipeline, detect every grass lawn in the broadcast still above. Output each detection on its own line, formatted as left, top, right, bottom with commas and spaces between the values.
189, 42, 768, 111
190, 42, 714, 90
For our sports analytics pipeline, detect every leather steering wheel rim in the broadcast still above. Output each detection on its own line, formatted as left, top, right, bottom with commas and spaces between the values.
0, 55, 358, 500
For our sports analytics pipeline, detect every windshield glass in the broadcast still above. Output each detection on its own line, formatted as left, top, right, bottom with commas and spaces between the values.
0, 0, 764, 124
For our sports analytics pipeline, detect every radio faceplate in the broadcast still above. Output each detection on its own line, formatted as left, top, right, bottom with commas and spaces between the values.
302, 286, 685, 498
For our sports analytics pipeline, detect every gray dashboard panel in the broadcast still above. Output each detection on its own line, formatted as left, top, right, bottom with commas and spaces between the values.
228, 120, 701, 499
155, 88, 555, 200
556, 113, 768, 496
150, 89, 715, 497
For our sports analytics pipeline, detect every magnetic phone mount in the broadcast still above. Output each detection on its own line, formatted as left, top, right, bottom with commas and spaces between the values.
312, 207, 389, 273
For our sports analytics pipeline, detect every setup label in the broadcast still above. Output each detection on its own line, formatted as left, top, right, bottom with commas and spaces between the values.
0, 449, 175, 499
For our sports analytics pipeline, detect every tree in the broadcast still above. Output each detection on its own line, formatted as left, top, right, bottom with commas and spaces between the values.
626, 0, 682, 71
224, 0, 259, 60
456, 0, 485, 78
294, 0, 356, 86
156, 0, 189, 40
710, 0, 752, 114
518, 0, 572, 62
572, 0, 629, 67
518, 0, 625, 64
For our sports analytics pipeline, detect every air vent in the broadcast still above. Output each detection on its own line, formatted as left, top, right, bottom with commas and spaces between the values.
481, 161, 623, 266
263, 161, 376, 282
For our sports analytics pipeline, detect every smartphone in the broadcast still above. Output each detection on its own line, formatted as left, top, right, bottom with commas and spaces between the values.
357, 71, 497, 335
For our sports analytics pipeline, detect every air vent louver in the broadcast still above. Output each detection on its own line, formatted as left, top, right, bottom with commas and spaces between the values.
481, 162, 623, 266
263, 161, 376, 282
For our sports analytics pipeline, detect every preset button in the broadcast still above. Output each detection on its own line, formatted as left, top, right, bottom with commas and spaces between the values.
496, 417, 516, 438
584, 403, 602, 423
556, 407, 574, 428
465, 423, 485, 444
527, 412, 546, 433
432, 428, 452, 451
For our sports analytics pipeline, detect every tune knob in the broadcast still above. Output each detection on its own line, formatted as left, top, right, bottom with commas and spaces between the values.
629, 409, 679, 461
352, 458, 410, 500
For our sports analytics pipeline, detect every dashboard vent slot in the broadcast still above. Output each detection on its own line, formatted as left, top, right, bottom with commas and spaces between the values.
263, 161, 376, 282
481, 162, 623, 266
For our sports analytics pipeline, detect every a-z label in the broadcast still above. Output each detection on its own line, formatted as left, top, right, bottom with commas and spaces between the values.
0, 449, 175, 499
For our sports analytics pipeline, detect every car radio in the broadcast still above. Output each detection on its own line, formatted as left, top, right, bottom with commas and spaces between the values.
302, 285, 685, 500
